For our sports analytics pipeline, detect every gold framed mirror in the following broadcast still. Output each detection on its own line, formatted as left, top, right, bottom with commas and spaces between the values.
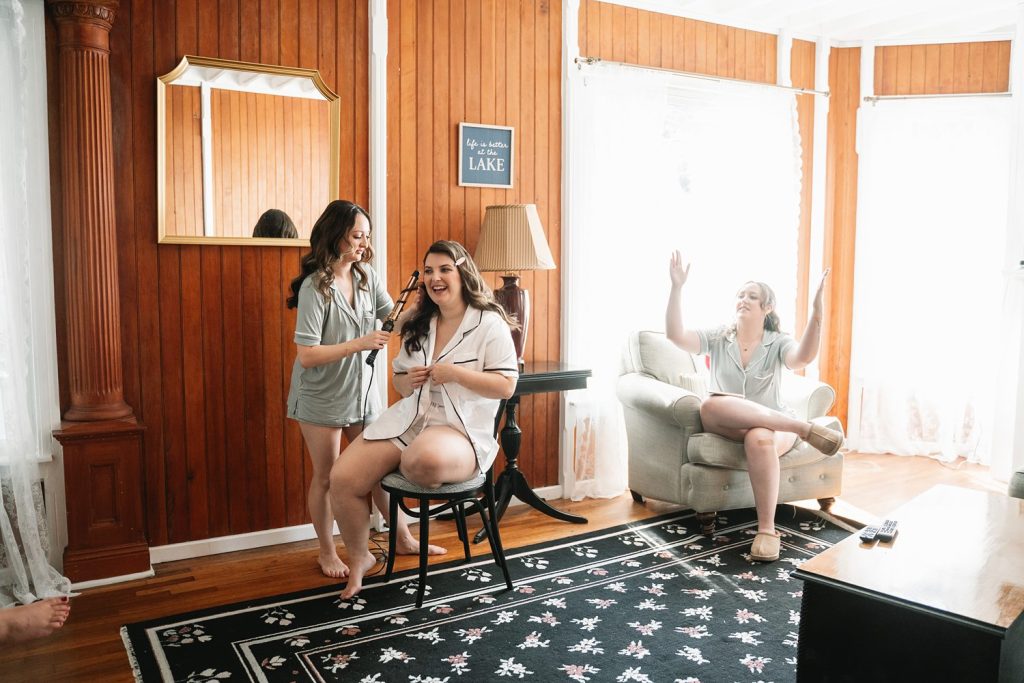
157, 55, 340, 245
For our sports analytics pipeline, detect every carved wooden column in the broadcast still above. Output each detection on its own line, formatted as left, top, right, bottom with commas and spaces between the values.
48, 0, 131, 422
48, 0, 149, 582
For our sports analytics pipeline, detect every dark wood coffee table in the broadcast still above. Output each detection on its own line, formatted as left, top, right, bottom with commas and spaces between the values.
793, 485, 1024, 682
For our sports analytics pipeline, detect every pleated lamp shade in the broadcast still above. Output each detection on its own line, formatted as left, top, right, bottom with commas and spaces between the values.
474, 204, 556, 272
474, 204, 555, 366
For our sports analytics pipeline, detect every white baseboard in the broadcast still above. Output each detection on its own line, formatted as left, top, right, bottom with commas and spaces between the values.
149, 484, 565, 565
150, 523, 324, 564
71, 567, 155, 591
529, 484, 562, 501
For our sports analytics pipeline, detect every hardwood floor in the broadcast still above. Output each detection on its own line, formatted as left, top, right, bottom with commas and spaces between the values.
0, 452, 1008, 682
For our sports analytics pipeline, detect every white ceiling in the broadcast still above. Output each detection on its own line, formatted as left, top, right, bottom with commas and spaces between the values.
608, 0, 1020, 45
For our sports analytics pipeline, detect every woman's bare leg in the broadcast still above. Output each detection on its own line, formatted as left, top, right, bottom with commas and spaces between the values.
342, 425, 446, 558
299, 422, 348, 578
700, 399, 799, 534
330, 436, 404, 599
744, 427, 781, 532
743, 428, 797, 532
699, 396, 812, 438
399, 426, 478, 489
344, 425, 396, 531
0, 598, 70, 643
387, 426, 477, 556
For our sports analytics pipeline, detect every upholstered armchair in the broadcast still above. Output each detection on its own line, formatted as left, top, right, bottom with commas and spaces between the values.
1010, 467, 1024, 500
616, 330, 844, 535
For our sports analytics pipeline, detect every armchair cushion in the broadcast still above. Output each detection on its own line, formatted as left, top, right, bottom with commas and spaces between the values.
622, 329, 708, 388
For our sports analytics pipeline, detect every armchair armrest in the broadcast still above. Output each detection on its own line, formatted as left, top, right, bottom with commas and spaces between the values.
780, 373, 836, 420
616, 373, 703, 433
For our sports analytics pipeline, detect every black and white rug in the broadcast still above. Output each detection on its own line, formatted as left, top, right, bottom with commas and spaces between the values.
122, 506, 851, 682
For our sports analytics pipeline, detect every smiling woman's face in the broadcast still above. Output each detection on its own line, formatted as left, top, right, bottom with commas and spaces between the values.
422, 252, 463, 306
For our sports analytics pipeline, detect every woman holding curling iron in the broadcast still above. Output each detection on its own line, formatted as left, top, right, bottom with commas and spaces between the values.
286, 200, 445, 579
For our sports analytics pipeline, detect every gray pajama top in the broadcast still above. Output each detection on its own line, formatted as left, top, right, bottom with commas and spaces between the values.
695, 326, 797, 413
286, 267, 393, 427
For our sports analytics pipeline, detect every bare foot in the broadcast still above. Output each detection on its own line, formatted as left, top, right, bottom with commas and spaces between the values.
395, 533, 447, 557
318, 552, 350, 579
339, 552, 377, 600
0, 598, 71, 643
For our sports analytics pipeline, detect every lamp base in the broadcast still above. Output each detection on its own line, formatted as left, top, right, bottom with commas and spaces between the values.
493, 274, 529, 366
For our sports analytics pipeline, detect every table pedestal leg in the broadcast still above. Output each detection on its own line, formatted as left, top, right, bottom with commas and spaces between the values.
474, 396, 587, 543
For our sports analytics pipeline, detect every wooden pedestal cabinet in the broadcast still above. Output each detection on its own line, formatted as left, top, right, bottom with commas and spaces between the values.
54, 421, 149, 582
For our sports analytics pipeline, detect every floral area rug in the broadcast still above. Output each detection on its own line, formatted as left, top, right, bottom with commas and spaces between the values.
121, 505, 849, 683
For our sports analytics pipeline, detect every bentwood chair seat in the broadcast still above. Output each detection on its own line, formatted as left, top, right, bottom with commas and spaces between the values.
380, 468, 513, 608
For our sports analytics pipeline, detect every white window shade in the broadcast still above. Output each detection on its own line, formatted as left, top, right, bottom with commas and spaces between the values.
848, 97, 1011, 463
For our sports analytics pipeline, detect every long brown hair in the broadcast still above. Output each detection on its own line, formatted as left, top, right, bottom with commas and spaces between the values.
402, 240, 519, 354
286, 200, 373, 309
253, 208, 298, 238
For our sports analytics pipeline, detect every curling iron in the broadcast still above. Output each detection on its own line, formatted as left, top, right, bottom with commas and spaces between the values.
366, 270, 420, 366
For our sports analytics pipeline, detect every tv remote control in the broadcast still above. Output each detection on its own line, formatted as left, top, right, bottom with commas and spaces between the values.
876, 519, 898, 542
859, 525, 880, 543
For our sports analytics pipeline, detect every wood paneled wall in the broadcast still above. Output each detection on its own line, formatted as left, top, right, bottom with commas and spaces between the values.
209, 90, 330, 238
580, 1, 780, 80
874, 41, 1010, 95
579, 1, 819, 338
47, 0, 565, 547
164, 85, 203, 238
47, 0, 369, 546
384, 0, 564, 488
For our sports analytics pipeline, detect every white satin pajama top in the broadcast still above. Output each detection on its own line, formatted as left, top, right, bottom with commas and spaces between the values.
363, 307, 519, 473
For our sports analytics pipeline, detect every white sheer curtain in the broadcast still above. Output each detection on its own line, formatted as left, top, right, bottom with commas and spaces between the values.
565, 62, 803, 499
848, 97, 1011, 463
0, 0, 69, 604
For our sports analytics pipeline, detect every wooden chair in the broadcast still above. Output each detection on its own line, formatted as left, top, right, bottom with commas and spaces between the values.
380, 467, 513, 608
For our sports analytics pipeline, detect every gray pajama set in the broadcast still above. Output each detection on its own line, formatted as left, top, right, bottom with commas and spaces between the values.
286, 268, 394, 427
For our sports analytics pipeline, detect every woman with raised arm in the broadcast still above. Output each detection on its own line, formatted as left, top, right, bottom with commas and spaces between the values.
286, 200, 442, 579
665, 250, 843, 562
329, 240, 519, 599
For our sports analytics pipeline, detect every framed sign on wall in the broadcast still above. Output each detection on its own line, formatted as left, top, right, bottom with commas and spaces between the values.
458, 122, 514, 188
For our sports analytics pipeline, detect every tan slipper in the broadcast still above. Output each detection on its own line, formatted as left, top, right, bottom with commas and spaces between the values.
750, 530, 780, 562
806, 423, 844, 456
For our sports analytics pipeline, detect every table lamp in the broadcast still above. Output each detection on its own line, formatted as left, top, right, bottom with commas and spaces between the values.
474, 204, 556, 367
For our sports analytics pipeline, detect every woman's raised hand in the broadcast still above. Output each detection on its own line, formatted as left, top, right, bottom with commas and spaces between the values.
669, 250, 691, 288
811, 267, 831, 316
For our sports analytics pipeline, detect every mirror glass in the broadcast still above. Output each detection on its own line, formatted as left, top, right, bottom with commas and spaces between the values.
157, 56, 339, 245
